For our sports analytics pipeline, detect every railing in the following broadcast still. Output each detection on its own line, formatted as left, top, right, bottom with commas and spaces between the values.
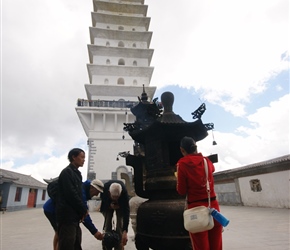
76, 99, 139, 108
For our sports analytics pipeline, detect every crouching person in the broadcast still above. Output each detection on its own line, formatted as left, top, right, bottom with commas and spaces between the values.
100, 180, 130, 250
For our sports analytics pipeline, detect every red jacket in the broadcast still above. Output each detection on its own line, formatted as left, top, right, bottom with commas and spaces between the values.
177, 153, 216, 204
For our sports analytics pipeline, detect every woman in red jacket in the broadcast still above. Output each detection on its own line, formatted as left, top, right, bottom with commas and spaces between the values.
176, 136, 223, 250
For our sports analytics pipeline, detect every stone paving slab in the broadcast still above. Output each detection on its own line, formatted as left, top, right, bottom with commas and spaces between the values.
0, 206, 289, 250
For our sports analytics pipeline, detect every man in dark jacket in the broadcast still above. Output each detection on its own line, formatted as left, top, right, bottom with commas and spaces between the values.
56, 148, 87, 250
44, 179, 104, 250
100, 180, 130, 250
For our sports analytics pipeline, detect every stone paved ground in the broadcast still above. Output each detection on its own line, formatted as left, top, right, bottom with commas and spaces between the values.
0, 205, 289, 250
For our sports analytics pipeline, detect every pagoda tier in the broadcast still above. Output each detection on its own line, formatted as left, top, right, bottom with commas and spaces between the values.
119, 0, 144, 4
93, 0, 148, 16
85, 84, 156, 100
89, 27, 152, 46
77, 108, 136, 135
87, 64, 154, 84
87, 45, 154, 64
92, 12, 150, 31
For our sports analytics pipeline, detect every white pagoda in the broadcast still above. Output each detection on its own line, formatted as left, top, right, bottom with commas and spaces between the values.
76, 0, 156, 180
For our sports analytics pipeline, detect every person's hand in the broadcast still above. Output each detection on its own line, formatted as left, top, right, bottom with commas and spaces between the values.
121, 231, 128, 246
94, 231, 104, 240
110, 202, 120, 210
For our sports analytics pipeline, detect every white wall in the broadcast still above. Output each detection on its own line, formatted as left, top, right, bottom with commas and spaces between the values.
88, 138, 134, 180
91, 75, 149, 86
7, 185, 47, 210
239, 170, 290, 208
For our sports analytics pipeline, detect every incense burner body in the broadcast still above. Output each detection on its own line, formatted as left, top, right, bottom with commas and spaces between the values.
124, 91, 214, 250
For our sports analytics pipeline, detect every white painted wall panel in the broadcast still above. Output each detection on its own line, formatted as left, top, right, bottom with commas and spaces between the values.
88, 138, 134, 179
93, 56, 148, 67
94, 38, 147, 48
239, 170, 290, 208
91, 75, 149, 86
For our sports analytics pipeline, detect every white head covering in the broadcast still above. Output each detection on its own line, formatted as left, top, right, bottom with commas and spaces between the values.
90, 179, 104, 193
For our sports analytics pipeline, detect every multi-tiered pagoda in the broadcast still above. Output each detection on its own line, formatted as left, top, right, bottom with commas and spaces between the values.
76, 0, 156, 180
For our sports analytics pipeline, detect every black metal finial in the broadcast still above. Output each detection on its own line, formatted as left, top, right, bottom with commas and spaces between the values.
141, 84, 148, 102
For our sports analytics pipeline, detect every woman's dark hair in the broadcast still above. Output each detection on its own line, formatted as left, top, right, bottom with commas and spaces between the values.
180, 136, 197, 154
68, 148, 85, 162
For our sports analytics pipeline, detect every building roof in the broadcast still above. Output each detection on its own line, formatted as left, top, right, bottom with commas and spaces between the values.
43, 177, 58, 184
214, 154, 290, 182
0, 169, 47, 189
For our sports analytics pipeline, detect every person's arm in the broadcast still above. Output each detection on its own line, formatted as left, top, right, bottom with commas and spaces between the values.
205, 157, 216, 197
121, 192, 130, 246
121, 231, 128, 246
121, 187, 130, 233
82, 213, 103, 240
206, 157, 215, 173
99, 184, 110, 213
80, 183, 102, 239
176, 162, 187, 196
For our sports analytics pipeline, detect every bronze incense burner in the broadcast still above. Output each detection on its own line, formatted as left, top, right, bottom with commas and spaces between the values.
124, 90, 216, 250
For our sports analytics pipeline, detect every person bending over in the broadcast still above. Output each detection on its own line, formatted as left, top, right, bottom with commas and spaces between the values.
100, 180, 130, 250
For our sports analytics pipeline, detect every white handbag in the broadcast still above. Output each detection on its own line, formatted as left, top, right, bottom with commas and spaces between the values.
183, 158, 214, 233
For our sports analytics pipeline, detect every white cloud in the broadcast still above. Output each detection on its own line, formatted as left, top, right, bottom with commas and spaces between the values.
239, 94, 289, 142
198, 94, 290, 171
2, 0, 90, 161
1, 152, 89, 183
147, 0, 289, 116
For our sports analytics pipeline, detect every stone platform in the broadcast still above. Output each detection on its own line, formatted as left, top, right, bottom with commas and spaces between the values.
1, 205, 289, 250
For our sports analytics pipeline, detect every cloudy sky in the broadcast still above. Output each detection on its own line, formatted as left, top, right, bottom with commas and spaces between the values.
1, 0, 289, 183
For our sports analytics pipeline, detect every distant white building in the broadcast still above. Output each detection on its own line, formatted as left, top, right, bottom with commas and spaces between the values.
76, 0, 156, 180
214, 154, 290, 208
0, 169, 48, 212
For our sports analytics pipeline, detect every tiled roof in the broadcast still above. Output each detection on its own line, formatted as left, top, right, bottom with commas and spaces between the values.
0, 168, 47, 189
217, 154, 290, 173
214, 154, 290, 181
